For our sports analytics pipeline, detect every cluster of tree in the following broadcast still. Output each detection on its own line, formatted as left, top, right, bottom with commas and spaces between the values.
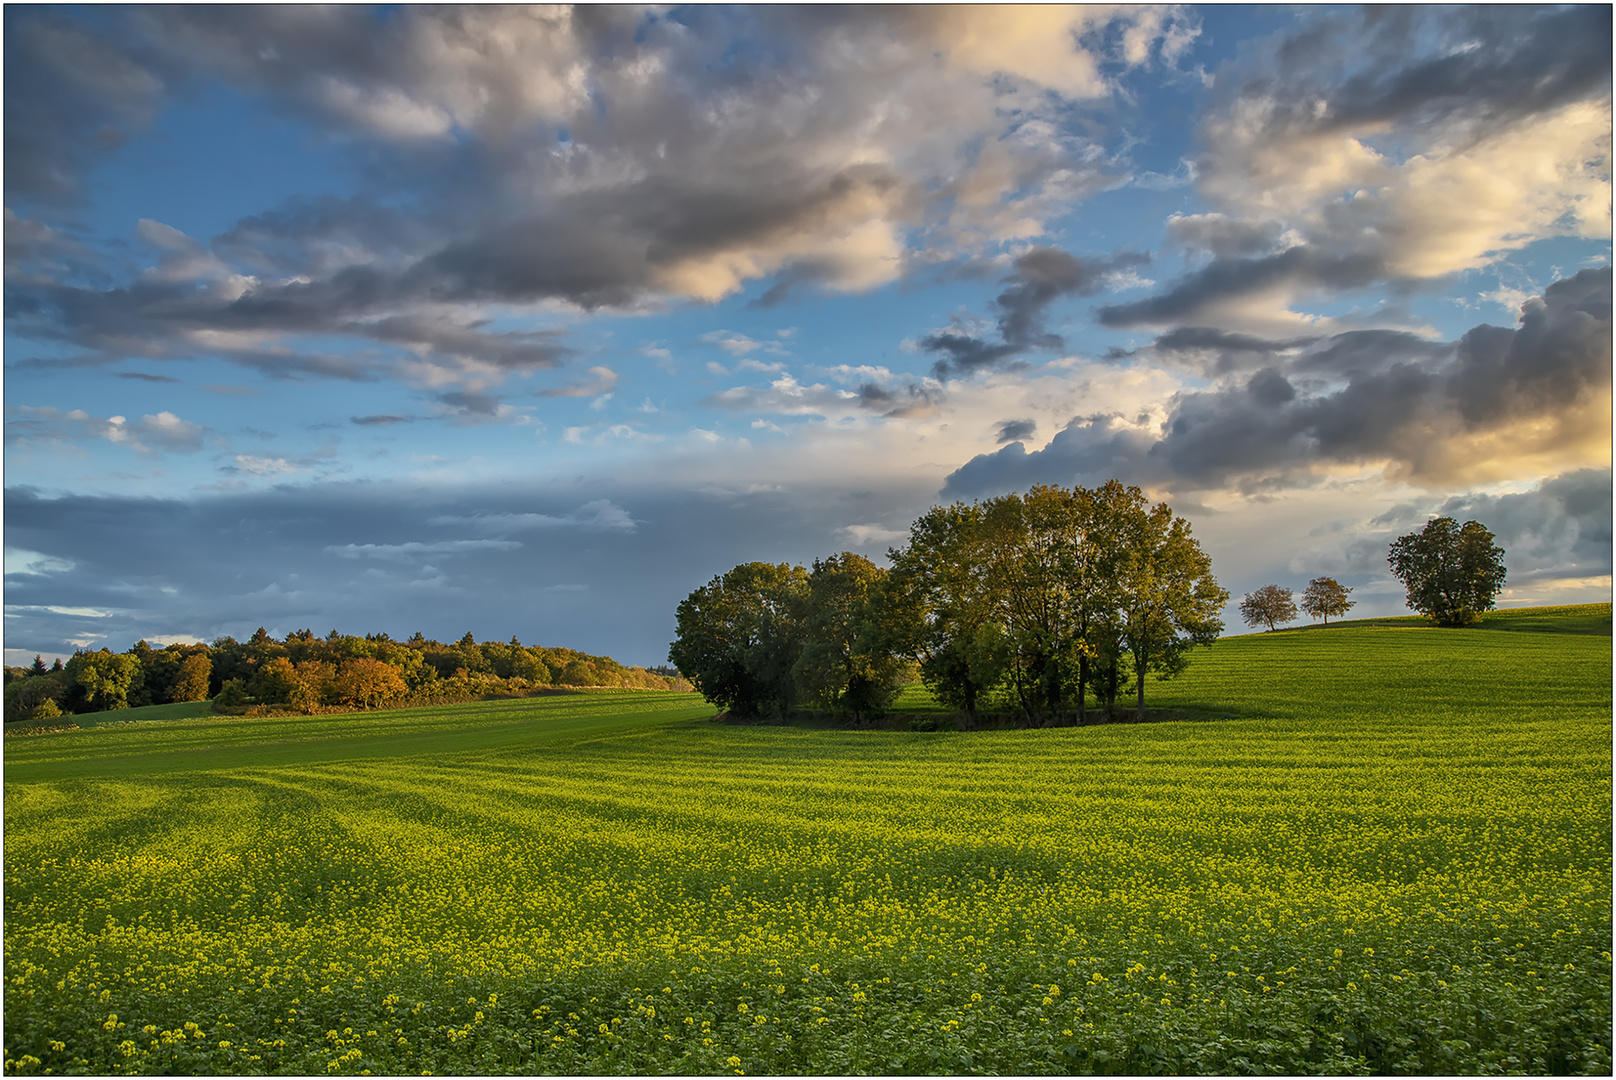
3, 630, 690, 723
1238, 517, 1507, 632
670, 481, 1229, 726
1238, 578, 1355, 631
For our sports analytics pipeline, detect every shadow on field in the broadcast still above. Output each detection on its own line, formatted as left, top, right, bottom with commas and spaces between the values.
713, 705, 1256, 732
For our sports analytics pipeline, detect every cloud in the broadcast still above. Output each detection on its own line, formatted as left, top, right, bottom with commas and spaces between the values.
326, 539, 523, 563
836, 523, 909, 548
4, 548, 75, 576
948, 269, 1612, 495
922, 246, 1150, 378
994, 418, 1037, 444
540, 366, 619, 398
3, 13, 168, 205
5, 406, 207, 454
0, 477, 940, 663
6, 6, 1199, 391
428, 499, 638, 534
1121, 6, 1614, 334
1434, 469, 1613, 585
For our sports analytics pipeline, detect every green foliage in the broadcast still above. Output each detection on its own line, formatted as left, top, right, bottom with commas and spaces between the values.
794, 553, 905, 720
4, 670, 71, 724
2, 616, 1609, 1075
64, 649, 140, 712
1388, 517, 1508, 627
668, 561, 811, 717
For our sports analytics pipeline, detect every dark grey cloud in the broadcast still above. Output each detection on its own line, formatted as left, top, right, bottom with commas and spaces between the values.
1370, 468, 1612, 589
853, 380, 945, 420
2, 11, 169, 205
1434, 469, 1613, 585
1096, 246, 1385, 330
117, 371, 180, 384
1281, 6, 1610, 141
351, 414, 411, 427
923, 247, 1150, 379
947, 269, 1613, 496
994, 418, 1037, 444
2, 476, 935, 665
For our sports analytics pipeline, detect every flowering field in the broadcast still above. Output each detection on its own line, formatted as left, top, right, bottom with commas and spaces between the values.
4, 612, 1611, 1075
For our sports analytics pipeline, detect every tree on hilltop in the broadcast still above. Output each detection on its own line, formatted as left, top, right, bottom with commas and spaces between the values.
1388, 517, 1507, 627
1301, 577, 1355, 625
1240, 584, 1298, 632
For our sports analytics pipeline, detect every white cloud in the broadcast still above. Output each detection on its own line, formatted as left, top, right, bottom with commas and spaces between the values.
6, 406, 207, 454
4, 549, 75, 576
325, 539, 523, 563
429, 499, 638, 534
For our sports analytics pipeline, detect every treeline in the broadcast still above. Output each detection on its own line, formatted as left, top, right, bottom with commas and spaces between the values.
670, 480, 1228, 727
3, 629, 691, 723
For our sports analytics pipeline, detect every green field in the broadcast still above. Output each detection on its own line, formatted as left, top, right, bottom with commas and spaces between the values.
4, 610, 1611, 1074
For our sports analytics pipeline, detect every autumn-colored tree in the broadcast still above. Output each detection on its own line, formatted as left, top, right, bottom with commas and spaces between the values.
1301, 577, 1355, 625
1239, 584, 1298, 631
332, 657, 407, 710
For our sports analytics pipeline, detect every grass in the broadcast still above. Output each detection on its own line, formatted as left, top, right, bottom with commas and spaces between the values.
3, 607, 1610, 1075
69, 700, 217, 728
1282, 600, 1612, 635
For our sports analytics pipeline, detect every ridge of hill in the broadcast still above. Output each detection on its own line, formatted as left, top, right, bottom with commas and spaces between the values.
1279, 601, 1611, 635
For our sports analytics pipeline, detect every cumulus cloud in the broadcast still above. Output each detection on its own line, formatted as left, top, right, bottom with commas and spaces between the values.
5, 6, 1196, 391
949, 269, 1612, 495
1098, 6, 1614, 334
1434, 469, 1612, 587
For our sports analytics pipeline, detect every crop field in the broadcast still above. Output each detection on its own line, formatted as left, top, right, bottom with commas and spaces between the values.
4, 609, 1611, 1075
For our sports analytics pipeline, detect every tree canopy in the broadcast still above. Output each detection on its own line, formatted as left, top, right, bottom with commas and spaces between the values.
1240, 585, 1298, 632
1387, 517, 1507, 627
670, 481, 1227, 724
1301, 576, 1355, 625
6, 630, 689, 723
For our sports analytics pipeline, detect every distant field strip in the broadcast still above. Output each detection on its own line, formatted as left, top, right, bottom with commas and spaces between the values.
4, 619, 1611, 1074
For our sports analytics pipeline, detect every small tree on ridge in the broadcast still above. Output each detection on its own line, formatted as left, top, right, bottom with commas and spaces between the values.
1239, 584, 1298, 632
1301, 576, 1355, 625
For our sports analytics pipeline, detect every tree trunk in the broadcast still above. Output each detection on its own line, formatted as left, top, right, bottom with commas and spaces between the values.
1134, 640, 1147, 722
1076, 652, 1088, 725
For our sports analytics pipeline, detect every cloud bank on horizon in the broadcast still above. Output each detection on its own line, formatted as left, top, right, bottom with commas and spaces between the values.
5, 4, 1611, 665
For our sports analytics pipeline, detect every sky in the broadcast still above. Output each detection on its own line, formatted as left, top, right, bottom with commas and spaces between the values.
4, 4, 1612, 668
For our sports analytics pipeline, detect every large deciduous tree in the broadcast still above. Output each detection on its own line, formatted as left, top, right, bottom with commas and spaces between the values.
1109, 483, 1229, 721
1301, 576, 1354, 625
1387, 518, 1507, 627
668, 561, 810, 718
64, 648, 141, 712
882, 502, 1006, 723
1239, 584, 1298, 631
793, 552, 903, 722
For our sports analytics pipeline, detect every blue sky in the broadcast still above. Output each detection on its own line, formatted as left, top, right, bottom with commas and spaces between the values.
5, 4, 1611, 666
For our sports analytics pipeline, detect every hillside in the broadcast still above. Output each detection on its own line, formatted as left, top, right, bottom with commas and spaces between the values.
3, 606, 1610, 1075
1281, 601, 1612, 636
